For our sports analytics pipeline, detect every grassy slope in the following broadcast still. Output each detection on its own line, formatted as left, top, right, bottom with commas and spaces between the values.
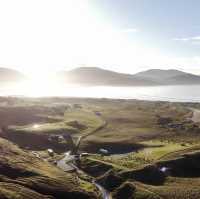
0, 138, 96, 199
1, 97, 198, 153
81, 99, 195, 153
2, 101, 104, 151
1, 97, 200, 198
91, 151, 200, 199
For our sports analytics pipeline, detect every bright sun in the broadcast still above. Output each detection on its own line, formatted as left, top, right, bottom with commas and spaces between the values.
15, 71, 61, 97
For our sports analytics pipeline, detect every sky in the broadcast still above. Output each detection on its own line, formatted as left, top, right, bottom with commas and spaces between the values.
0, 0, 200, 76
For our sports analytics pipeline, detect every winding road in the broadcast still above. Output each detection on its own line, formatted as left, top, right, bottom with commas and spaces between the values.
56, 111, 111, 199
156, 107, 200, 161
58, 107, 200, 199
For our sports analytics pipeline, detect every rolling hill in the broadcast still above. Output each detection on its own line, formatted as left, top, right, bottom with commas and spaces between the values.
0, 137, 96, 199
57, 67, 200, 86
0, 67, 26, 83
56, 67, 158, 86
135, 69, 185, 81
135, 69, 200, 85
0, 66, 199, 87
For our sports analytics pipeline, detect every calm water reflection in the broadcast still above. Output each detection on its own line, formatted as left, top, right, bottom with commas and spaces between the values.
1, 84, 200, 102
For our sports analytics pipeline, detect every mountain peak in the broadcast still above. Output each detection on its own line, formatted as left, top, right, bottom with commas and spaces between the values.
68, 67, 119, 74
57, 67, 200, 86
135, 68, 187, 80
57, 67, 157, 86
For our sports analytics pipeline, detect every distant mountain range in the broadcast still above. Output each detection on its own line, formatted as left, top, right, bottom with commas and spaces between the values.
57, 67, 200, 86
56, 67, 157, 86
134, 69, 200, 85
0, 68, 26, 84
1, 66, 200, 86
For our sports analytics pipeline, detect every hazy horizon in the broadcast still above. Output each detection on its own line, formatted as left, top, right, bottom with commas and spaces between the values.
3, 65, 200, 76
0, 0, 200, 78
1, 2, 200, 199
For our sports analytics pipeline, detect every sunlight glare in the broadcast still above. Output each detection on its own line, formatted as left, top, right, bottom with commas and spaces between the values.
33, 124, 40, 129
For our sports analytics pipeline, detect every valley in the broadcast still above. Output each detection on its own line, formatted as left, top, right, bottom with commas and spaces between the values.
0, 97, 199, 198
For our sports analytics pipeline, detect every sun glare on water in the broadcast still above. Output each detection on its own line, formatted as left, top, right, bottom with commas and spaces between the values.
17, 72, 63, 97
15, 71, 105, 97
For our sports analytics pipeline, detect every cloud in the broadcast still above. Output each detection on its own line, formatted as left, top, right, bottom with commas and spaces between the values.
173, 36, 200, 43
122, 28, 140, 33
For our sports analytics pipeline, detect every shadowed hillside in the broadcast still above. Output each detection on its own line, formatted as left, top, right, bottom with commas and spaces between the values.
0, 137, 97, 199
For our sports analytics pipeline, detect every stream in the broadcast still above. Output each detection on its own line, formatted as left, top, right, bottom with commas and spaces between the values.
57, 153, 112, 199
93, 181, 111, 199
